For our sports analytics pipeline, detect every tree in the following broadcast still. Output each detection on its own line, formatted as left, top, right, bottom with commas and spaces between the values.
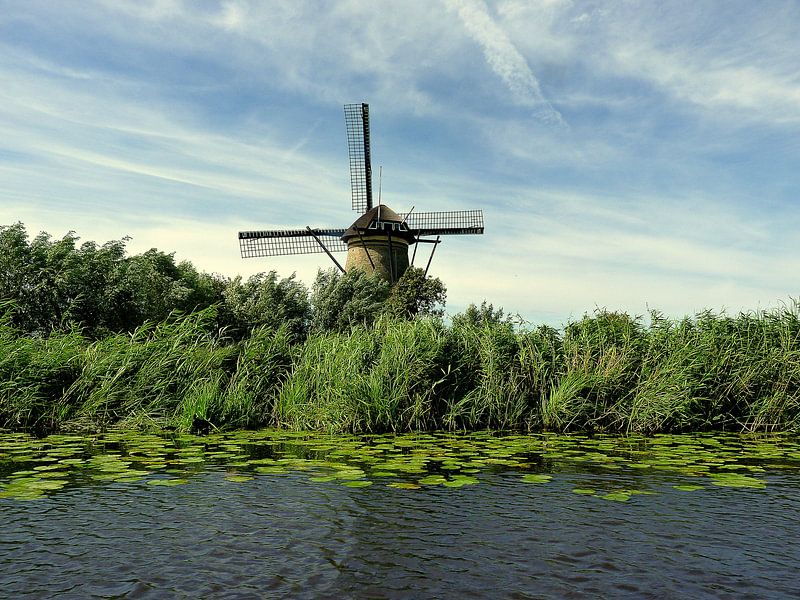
0, 224, 89, 334
384, 267, 446, 319
310, 268, 390, 333
452, 301, 512, 329
0, 223, 30, 304
0, 223, 228, 337
223, 271, 310, 339
60, 238, 127, 333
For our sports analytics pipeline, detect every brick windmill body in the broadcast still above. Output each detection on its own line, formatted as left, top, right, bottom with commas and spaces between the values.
238, 104, 484, 282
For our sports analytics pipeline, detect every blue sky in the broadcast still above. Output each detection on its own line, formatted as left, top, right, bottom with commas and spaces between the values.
1, 0, 798, 325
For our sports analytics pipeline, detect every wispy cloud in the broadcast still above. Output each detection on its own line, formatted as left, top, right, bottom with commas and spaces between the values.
444, 0, 564, 124
611, 43, 800, 125
0, 0, 798, 325
594, 2, 800, 125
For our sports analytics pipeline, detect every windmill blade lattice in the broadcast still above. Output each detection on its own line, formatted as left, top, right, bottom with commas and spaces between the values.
239, 229, 347, 258
237, 103, 486, 278
344, 103, 373, 213
400, 210, 484, 236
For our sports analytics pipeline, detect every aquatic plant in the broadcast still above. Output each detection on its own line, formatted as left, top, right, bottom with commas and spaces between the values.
1, 298, 800, 435
2, 429, 798, 501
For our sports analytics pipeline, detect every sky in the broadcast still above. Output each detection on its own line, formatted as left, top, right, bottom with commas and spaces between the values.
1, 0, 799, 326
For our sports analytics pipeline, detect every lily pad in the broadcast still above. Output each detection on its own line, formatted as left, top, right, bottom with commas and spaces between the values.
333, 469, 366, 480
147, 478, 189, 486
601, 492, 631, 502
254, 466, 288, 475
418, 475, 447, 485
521, 474, 552, 484
387, 482, 421, 490
443, 475, 479, 488
342, 480, 372, 488
370, 471, 398, 478
708, 473, 766, 489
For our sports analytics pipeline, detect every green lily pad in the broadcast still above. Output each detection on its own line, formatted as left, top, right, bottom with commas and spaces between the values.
309, 475, 337, 483
443, 475, 479, 488
333, 469, 366, 480
387, 482, 421, 490
254, 466, 288, 474
601, 492, 631, 502
419, 475, 447, 485
708, 473, 766, 489
147, 478, 189, 486
33, 464, 65, 472
370, 471, 398, 478
673, 484, 705, 491
572, 488, 596, 495
113, 476, 146, 484
521, 474, 552, 484
38, 471, 72, 479
342, 480, 372, 488
0, 477, 68, 499
0, 490, 45, 500
172, 457, 205, 464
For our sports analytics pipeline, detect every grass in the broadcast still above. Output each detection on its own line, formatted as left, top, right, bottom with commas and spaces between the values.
2, 302, 800, 435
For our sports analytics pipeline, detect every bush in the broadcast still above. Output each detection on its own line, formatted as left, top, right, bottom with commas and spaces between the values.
384, 267, 446, 319
310, 268, 390, 333
223, 271, 310, 340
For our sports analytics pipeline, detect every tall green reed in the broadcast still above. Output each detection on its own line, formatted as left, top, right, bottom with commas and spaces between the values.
443, 319, 527, 430
0, 304, 85, 433
2, 301, 800, 435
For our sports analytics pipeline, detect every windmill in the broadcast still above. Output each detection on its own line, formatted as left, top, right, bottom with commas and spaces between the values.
238, 103, 484, 283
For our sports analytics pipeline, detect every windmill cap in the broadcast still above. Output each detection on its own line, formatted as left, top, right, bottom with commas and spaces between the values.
341, 204, 415, 242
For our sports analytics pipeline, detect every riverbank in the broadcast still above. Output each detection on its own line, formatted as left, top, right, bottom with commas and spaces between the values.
2, 301, 799, 435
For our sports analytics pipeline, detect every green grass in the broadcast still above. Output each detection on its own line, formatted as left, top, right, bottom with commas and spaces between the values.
2, 302, 800, 435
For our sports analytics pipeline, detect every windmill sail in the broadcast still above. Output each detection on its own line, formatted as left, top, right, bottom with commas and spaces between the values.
239, 228, 347, 258
237, 104, 485, 277
344, 103, 373, 213
400, 210, 484, 236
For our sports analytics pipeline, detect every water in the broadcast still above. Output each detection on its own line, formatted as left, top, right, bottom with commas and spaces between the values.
1, 431, 799, 598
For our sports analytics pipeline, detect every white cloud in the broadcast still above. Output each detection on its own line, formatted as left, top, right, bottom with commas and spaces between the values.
444, 0, 564, 124
1, 0, 798, 326
612, 43, 800, 124
214, 1, 247, 30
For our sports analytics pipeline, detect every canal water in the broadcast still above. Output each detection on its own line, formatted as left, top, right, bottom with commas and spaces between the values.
1, 430, 798, 598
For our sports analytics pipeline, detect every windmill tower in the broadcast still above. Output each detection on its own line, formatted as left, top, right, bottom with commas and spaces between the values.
238, 103, 484, 283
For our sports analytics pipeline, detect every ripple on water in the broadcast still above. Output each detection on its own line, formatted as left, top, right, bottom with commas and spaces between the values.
1, 431, 800, 598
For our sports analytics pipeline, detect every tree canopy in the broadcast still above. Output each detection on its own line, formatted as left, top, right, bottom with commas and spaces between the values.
0, 223, 452, 339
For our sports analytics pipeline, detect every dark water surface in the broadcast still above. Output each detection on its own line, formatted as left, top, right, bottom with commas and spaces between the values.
1, 431, 799, 599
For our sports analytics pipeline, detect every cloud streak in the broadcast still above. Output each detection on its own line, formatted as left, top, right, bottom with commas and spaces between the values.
0, 1, 798, 326
444, 0, 564, 124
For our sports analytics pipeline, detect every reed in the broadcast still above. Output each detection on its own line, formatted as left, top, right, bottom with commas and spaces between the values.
0, 309, 85, 433
443, 319, 527, 430
273, 329, 373, 431
220, 324, 293, 428
2, 300, 800, 435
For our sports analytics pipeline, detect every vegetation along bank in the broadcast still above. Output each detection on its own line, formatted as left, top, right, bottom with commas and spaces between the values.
1, 223, 799, 435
